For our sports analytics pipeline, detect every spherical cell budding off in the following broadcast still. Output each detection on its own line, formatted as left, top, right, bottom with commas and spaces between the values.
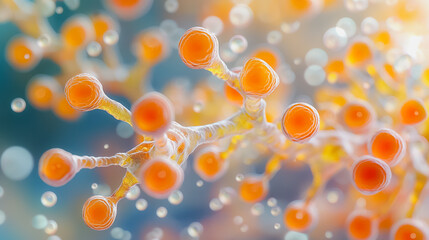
65, 73, 105, 111
391, 218, 429, 240
283, 201, 318, 232
178, 27, 218, 69
224, 83, 243, 106
239, 57, 279, 98
400, 99, 427, 125
282, 102, 320, 143
61, 15, 95, 49
139, 157, 184, 199
239, 176, 269, 203
368, 128, 405, 166
133, 29, 169, 64
352, 156, 392, 195
340, 101, 375, 133
82, 195, 117, 231
39, 148, 78, 187
131, 92, 174, 137
347, 210, 378, 240
193, 147, 228, 181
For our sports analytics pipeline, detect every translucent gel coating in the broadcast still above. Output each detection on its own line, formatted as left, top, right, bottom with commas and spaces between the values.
139, 158, 184, 199
61, 16, 94, 48
82, 196, 117, 231
340, 101, 374, 133
133, 29, 169, 64
6, 36, 42, 71
239, 176, 268, 203
39, 148, 78, 187
347, 210, 377, 240
131, 92, 174, 137
65, 73, 104, 111
252, 48, 280, 69
368, 128, 405, 166
282, 102, 320, 143
391, 219, 429, 240
400, 99, 427, 125
352, 156, 391, 195
239, 58, 280, 98
283, 201, 318, 232
178, 27, 218, 69
26, 75, 59, 110
224, 83, 243, 106
346, 41, 372, 67
193, 147, 227, 181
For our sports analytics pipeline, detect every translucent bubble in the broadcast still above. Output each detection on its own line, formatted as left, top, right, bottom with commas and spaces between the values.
274, 223, 281, 230
336, 17, 356, 38
160, 19, 178, 34
394, 55, 412, 73
1, 146, 33, 181
361, 17, 379, 35
187, 222, 203, 238
235, 174, 244, 182
229, 4, 253, 28
209, 198, 223, 211
0, 186, 3, 198
232, 216, 243, 225
37, 34, 51, 48
136, 198, 148, 211
111, 227, 124, 239
11, 98, 26, 113
219, 187, 235, 205
35, 0, 55, 17
267, 31, 282, 45
41, 191, 57, 207
168, 190, 183, 205
267, 197, 277, 207
284, 231, 308, 240
0, 210, 5, 225
55, 7, 63, 14
103, 144, 109, 149
386, 17, 402, 31
165, 0, 179, 13
91, 183, 98, 190
64, 0, 80, 10
156, 207, 168, 218
294, 58, 301, 65
325, 231, 333, 238
345, 0, 368, 12
116, 122, 134, 139
202, 16, 224, 36
196, 180, 204, 187
103, 30, 119, 45
47, 235, 61, 240
304, 65, 326, 86
32, 214, 48, 229
229, 35, 248, 54
251, 203, 264, 216
278, 64, 296, 84
193, 102, 204, 113
323, 27, 348, 50
44, 220, 58, 235
240, 225, 248, 232
270, 206, 281, 216
122, 231, 132, 240
86, 41, 102, 57
305, 48, 328, 67
281, 21, 300, 34
326, 190, 340, 204
125, 186, 140, 200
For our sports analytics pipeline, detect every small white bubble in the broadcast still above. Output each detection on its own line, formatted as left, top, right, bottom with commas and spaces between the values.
267, 197, 278, 207
196, 180, 204, 187
336, 17, 356, 38
103, 144, 109, 149
219, 187, 235, 205
304, 65, 326, 86
164, 0, 179, 13
305, 48, 328, 67
136, 199, 148, 211
55, 6, 63, 14
361, 17, 379, 35
168, 190, 183, 205
44, 220, 58, 235
193, 102, 204, 113
229, 4, 253, 28
251, 203, 264, 216
229, 35, 248, 54
32, 214, 48, 229
116, 122, 134, 139
233, 216, 243, 225
274, 223, 281, 230
267, 30, 282, 45
187, 222, 203, 238
323, 27, 348, 50
209, 198, 223, 211
37, 34, 51, 48
235, 174, 244, 182
202, 16, 224, 36
103, 30, 119, 45
91, 183, 98, 190
11, 98, 26, 113
270, 206, 281, 216
1, 146, 33, 181
111, 227, 124, 239
156, 207, 168, 218
41, 191, 57, 207
86, 41, 102, 57
126, 186, 140, 200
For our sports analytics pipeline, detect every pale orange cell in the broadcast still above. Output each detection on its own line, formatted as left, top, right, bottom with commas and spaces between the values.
325, 59, 345, 82
240, 58, 279, 98
369, 129, 405, 166
252, 48, 280, 70
341, 102, 374, 133
373, 31, 391, 49
61, 16, 94, 48
346, 42, 372, 67
26, 76, 59, 110
139, 158, 183, 198
283, 201, 317, 232
106, 0, 153, 20
65, 73, 104, 111
282, 102, 320, 143
6, 36, 42, 71
400, 99, 427, 125
194, 149, 227, 181
91, 13, 117, 42
39, 148, 78, 187
347, 211, 376, 240
53, 95, 82, 121
133, 30, 169, 64
289, 0, 312, 11
352, 156, 391, 195
82, 196, 117, 230
395, 1, 420, 22
131, 92, 173, 137
392, 219, 429, 240
239, 176, 268, 203
178, 27, 217, 69
224, 83, 243, 106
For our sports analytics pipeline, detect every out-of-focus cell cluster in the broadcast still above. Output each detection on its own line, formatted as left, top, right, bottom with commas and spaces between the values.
4, 0, 429, 239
